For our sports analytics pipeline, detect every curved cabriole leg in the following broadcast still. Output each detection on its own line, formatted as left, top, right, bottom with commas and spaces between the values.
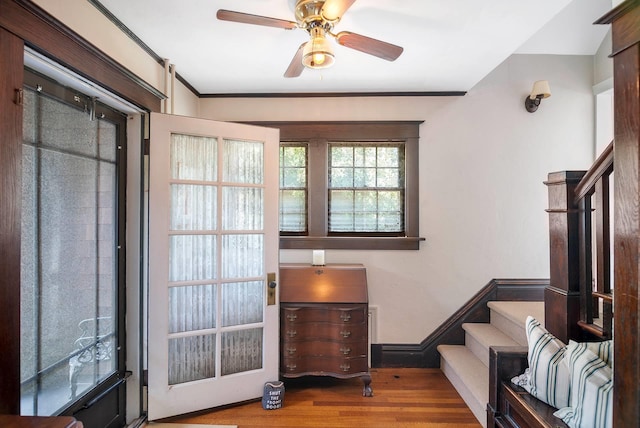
361, 373, 373, 397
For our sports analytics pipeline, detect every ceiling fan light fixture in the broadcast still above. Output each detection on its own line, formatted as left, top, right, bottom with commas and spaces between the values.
302, 28, 335, 69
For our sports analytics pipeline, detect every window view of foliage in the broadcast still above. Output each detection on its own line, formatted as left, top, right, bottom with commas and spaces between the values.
279, 144, 307, 233
328, 144, 404, 233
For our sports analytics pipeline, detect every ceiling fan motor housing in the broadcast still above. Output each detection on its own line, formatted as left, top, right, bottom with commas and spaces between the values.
295, 0, 336, 30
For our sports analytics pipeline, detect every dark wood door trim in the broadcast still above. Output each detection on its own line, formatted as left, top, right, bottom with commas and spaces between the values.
0, 0, 163, 112
0, 26, 24, 415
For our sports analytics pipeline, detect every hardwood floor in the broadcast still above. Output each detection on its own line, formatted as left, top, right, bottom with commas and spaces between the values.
164, 368, 482, 427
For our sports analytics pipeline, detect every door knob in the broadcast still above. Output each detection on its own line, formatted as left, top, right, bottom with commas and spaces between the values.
267, 272, 277, 305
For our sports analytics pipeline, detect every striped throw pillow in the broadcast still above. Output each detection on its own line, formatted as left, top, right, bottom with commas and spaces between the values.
525, 316, 570, 408
585, 339, 613, 368
553, 341, 613, 428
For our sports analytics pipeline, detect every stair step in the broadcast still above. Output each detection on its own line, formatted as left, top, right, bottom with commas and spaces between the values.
488, 301, 544, 345
438, 344, 488, 428
463, 323, 520, 367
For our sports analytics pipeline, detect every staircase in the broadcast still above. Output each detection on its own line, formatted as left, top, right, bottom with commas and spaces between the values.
437, 301, 545, 427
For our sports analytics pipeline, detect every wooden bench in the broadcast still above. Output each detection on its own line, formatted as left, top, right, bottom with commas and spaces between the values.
487, 346, 568, 428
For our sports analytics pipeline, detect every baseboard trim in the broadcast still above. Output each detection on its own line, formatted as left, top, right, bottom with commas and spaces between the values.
371, 278, 549, 368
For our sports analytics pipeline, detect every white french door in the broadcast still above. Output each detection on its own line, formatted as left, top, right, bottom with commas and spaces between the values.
147, 113, 280, 420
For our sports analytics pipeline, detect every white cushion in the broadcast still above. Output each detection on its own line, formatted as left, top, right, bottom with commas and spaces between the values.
585, 339, 613, 367
525, 316, 570, 408
554, 340, 613, 428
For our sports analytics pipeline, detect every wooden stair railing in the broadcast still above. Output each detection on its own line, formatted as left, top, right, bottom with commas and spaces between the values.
544, 141, 614, 343
574, 141, 614, 339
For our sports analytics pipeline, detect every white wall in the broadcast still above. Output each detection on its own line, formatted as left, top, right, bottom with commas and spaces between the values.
593, 30, 614, 158
199, 54, 595, 343
594, 30, 614, 85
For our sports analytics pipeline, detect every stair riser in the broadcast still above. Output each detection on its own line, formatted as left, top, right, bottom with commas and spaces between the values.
440, 357, 487, 428
490, 310, 527, 345
465, 331, 490, 367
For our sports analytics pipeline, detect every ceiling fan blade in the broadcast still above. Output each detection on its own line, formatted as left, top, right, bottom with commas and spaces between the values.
336, 31, 403, 61
284, 43, 306, 78
216, 9, 297, 30
321, 0, 356, 21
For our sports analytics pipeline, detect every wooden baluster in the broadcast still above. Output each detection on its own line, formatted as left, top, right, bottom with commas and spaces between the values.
596, 174, 612, 337
578, 193, 594, 329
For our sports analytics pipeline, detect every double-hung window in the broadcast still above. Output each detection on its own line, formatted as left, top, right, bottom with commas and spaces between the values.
328, 143, 405, 235
279, 144, 308, 235
263, 121, 421, 250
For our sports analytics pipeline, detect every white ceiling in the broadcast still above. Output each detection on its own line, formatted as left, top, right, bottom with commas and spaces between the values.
96, 0, 612, 95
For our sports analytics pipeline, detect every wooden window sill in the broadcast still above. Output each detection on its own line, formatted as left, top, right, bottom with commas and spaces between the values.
280, 236, 425, 250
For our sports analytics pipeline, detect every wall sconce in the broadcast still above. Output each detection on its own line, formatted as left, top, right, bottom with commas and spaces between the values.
524, 80, 551, 113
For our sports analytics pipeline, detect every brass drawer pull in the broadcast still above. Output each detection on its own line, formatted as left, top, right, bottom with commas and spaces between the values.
340, 330, 351, 338
286, 363, 297, 371
287, 330, 297, 338
286, 313, 297, 322
340, 312, 351, 322
287, 347, 297, 355
340, 347, 351, 355
340, 363, 351, 372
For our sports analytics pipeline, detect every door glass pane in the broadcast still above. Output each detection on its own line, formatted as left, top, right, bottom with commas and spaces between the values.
171, 134, 217, 181
222, 187, 263, 230
221, 328, 263, 376
171, 184, 217, 231
169, 235, 216, 282
221, 234, 264, 279
20, 84, 120, 415
39, 150, 99, 371
221, 281, 263, 327
168, 334, 216, 385
169, 284, 217, 333
223, 139, 263, 184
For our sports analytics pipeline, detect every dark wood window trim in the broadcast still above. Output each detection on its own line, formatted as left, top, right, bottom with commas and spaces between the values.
246, 121, 424, 250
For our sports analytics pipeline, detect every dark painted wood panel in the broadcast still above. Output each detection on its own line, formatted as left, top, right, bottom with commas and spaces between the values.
0, 26, 23, 415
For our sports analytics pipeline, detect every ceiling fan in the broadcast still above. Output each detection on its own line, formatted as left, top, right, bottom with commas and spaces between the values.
216, 0, 404, 78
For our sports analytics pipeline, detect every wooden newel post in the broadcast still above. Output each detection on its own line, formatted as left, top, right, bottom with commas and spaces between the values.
596, 2, 640, 425
544, 171, 586, 343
